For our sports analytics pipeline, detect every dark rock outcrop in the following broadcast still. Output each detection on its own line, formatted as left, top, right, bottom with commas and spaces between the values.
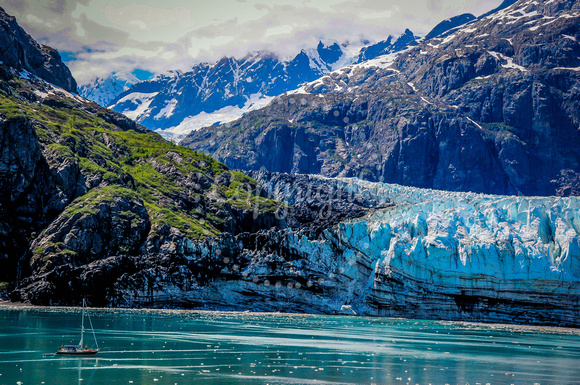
28, 187, 150, 272
247, 171, 393, 230
0, 7, 77, 92
0, 116, 60, 283
424, 13, 476, 40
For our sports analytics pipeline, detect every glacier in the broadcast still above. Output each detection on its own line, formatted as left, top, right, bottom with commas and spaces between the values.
111, 175, 580, 327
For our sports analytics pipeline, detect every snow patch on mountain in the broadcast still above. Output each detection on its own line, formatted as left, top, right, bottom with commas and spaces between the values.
154, 99, 178, 120
164, 93, 274, 140
303, 48, 326, 73
355, 51, 401, 70
111, 92, 159, 121
488, 51, 528, 72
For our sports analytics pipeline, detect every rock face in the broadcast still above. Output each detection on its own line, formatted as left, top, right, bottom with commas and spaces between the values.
0, 62, 150, 285
20, 187, 151, 304
0, 115, 54, 282
29, 187, 150, 271
183, 0, 580, 197
0, 7, 77, 92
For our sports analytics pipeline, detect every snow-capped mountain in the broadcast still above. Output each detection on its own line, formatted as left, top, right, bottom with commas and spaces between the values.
356, 29, 418, 63
183, 0, 580, 197
107, 36, 417, 139
78, 72, 138, 108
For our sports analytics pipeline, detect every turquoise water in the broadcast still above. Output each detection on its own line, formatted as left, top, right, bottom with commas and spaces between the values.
0, 306, 579, 385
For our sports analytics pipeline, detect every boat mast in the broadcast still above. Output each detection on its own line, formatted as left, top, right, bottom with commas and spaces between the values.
87, 305, 99, 350
79, 299, 85, 348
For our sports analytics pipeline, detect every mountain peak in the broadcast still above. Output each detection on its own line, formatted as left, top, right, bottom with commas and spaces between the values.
0, 7, 77, 92
356, 29, 417, 63
316, 40, 343, 64
424, 13, 476, 40
78, 72, 139, 107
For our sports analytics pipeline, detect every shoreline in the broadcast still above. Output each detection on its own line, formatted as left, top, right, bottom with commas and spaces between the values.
1, 300, 579, 335
0, 299, 33, 307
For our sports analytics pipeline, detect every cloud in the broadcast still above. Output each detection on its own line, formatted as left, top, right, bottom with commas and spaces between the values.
2, 0, 503, 85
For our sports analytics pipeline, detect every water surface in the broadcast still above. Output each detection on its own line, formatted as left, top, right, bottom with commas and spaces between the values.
0, 306, 579, 384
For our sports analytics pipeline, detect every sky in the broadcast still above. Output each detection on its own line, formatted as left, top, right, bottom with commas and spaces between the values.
3, 0, 503, 85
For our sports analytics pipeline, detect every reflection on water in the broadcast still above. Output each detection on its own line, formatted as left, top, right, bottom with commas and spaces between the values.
0, 306, 579, 384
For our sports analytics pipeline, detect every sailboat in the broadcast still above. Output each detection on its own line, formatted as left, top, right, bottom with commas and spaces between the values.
55, 299, 99, 355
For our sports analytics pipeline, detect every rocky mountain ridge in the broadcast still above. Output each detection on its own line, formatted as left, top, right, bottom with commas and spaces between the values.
182, 0, 580, 197
106, 43, 350, 139
81, 33, 419, 139
355, 29, 418, 63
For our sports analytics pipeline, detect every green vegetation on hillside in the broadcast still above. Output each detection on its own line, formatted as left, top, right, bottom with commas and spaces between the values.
0, 74, 281, 246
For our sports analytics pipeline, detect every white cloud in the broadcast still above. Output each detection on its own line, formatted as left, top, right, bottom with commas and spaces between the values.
3, 0, 503, 85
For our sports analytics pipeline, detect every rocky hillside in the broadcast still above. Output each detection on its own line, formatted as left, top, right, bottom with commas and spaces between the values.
183, 0, 580, 197
0, 7, 76, 92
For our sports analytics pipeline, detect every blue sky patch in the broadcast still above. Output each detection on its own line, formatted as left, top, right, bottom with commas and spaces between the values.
59, 51, 77, 63
132, 68, 155, 81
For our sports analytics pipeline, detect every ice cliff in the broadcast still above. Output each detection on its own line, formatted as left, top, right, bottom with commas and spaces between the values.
279, 177, 580, 324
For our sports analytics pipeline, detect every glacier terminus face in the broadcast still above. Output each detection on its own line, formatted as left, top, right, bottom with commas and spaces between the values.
303, 178, 580, 324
